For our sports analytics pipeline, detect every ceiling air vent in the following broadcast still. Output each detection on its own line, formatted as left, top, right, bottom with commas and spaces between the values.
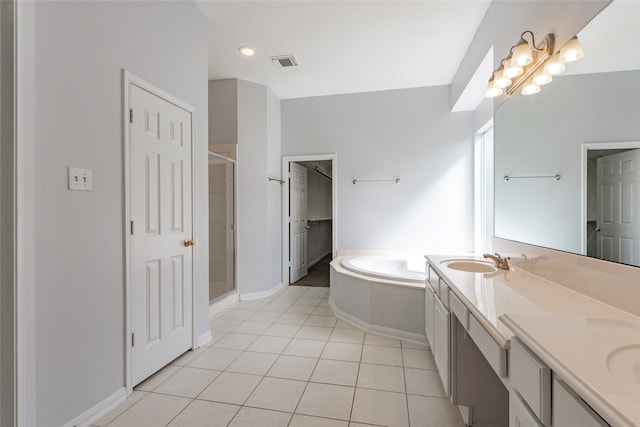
271, 55, 299, 68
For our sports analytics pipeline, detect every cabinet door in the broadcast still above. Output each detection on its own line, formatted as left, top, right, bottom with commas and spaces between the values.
553, 378, 608, 427
433, 295, 450, 396
510, 393, 543, 427
425, 284, 435, 349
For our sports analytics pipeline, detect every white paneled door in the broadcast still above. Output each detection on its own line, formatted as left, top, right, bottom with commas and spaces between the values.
129, 84, 194, 386
596, 149, 640, 266
289, 163, 308, 283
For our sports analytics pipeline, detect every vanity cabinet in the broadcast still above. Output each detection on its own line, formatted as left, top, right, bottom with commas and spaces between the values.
425, 264, 508, 426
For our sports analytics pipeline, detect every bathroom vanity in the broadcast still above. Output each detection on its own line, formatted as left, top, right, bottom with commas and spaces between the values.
424, 253, 640, 427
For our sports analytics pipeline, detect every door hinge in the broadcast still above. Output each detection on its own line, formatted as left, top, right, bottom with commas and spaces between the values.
130, 220, 134, 235
131, 332, 135, 347
129, 108, 133, 124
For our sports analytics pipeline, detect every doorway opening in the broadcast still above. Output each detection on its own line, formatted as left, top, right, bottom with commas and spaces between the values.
282, 155, 337, 288
583, 141, 640, 266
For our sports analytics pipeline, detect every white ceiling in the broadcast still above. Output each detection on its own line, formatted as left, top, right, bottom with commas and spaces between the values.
196, 1, 492, 99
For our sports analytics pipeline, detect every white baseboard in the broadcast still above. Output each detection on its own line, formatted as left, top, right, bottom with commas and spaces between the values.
240, 282, 283, 301
208, 292, 239, 317
198, 330, 213, 347
329, 297, 428, 347
65, 387, 127, 427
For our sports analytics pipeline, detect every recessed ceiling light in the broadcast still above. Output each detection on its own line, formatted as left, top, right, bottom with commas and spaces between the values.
238, 46, 255, 57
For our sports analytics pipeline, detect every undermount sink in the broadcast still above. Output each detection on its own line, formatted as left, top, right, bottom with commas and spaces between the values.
606, 344, 640, 401
441, 259, 498, 273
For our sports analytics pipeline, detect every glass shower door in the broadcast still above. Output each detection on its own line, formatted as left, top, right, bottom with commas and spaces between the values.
208, 153, 236, 302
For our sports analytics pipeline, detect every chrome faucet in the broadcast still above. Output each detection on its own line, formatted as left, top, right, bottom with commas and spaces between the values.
483, 253, 510, 270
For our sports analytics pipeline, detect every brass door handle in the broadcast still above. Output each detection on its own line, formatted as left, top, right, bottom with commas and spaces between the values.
183, 239, 195, 247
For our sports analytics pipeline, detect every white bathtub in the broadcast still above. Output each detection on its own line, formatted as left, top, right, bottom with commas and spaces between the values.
341, 256, 426, 283
329, 254, 427, 344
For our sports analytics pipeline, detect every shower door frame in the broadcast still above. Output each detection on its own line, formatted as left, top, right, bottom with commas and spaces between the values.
281, 154, 337, 287
207, 151, 238, 309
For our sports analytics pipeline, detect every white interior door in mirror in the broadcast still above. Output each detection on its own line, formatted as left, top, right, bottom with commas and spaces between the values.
596, 149, 640, 266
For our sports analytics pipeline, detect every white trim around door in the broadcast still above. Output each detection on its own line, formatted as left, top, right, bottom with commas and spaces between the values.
282, 154, 337, 287
122, 70, 198, 395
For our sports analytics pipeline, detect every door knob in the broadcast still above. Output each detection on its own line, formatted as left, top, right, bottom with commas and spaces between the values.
183, 239, 195, 247
594, 226, 601, 232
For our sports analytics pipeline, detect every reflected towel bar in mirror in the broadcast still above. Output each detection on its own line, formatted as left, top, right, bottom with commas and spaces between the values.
503, 174, 561, 181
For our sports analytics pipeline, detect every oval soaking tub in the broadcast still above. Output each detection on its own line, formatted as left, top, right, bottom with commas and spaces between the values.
329, 254, 427, 344
341, 256, 426, 283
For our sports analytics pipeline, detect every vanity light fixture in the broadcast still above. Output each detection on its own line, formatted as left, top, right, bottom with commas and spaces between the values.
486, 31, 584, 98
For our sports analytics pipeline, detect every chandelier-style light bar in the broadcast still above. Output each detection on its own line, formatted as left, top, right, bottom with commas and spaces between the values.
486, 31, 584, 98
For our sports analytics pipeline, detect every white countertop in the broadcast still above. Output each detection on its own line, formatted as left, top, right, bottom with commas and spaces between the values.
426, 254, 640, 427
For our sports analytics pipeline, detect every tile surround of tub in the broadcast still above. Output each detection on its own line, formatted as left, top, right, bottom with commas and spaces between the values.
92, 285, 464, 427
494, 238, 640, 316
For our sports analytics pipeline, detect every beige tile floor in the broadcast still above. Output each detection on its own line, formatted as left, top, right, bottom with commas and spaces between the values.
92, 286, 465, 427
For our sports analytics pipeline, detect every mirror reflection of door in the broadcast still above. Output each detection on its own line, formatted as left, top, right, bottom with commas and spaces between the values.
587, 148, 640, 266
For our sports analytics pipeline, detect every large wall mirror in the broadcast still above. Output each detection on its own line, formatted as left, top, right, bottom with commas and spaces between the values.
494, 0, 640, 267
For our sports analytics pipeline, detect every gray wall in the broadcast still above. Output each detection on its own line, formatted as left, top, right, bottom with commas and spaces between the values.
267, 89, 283, 290
495, 71, 640, 254
222, 79, 283, 296
282, 86, 476, 253
22, 2, 208, 425
209, 79, 238, 146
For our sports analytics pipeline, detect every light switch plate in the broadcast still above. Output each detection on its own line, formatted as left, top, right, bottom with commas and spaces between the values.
68, 167, 92, 191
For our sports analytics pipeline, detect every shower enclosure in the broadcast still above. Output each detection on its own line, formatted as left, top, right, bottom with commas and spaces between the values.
208, 152, 236, 302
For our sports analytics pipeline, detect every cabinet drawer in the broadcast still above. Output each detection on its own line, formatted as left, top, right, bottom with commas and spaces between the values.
553, 378, 608, 427
449, 291, 468, 330
468, 315, 508, 378
510, 338, 551, 426
510, 392, 543, 427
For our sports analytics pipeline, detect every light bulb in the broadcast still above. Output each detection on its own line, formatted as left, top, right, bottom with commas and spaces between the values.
238, 46, 256, 56
512, 41, 533, 66
544, 53, 565, 75
522, 80, 541, 96
533, 70, 552, 86
504, 55, 524, 78
486, 84, 503, 98
560, 37, 584, 63
494, 69, 511, 88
